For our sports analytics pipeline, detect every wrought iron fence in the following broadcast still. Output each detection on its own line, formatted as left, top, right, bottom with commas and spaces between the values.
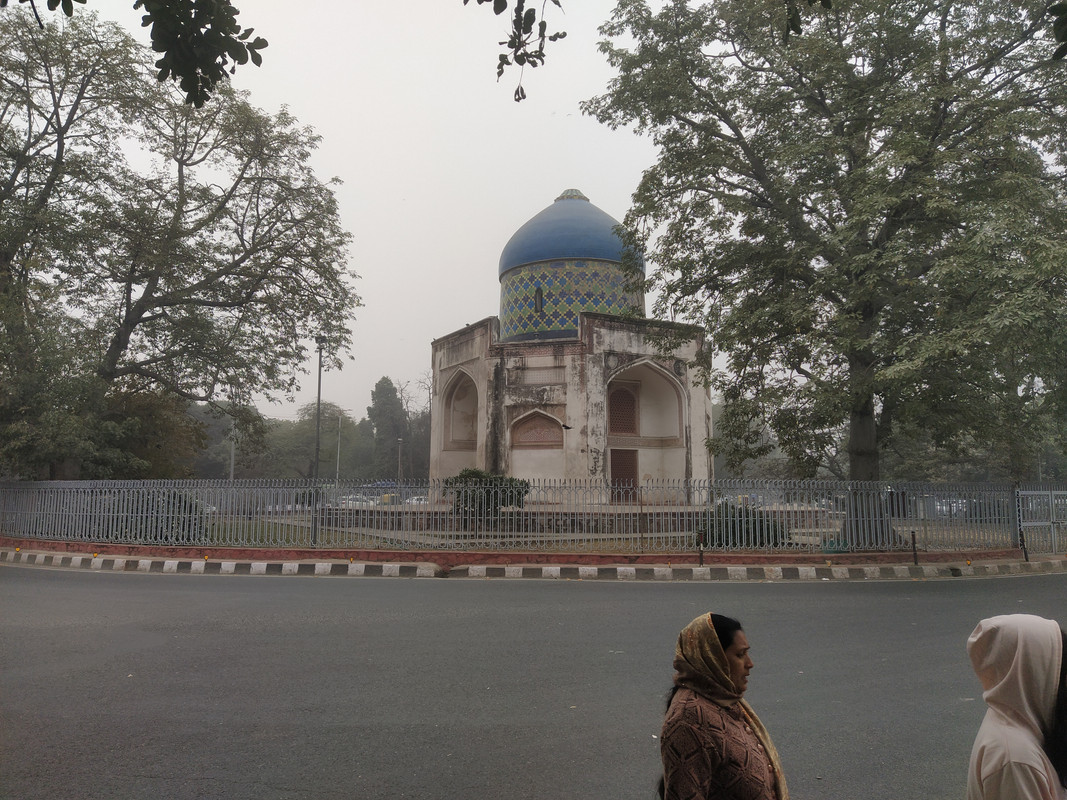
1, 478, 1064, 554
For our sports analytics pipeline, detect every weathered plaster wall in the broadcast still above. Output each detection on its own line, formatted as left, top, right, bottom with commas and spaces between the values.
430, 312, 714, 482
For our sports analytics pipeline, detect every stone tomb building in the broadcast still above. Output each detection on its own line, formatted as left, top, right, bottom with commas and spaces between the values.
429, 189, 713, 486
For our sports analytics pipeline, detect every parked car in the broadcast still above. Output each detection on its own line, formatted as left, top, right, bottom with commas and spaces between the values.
338, 494, 376, 509
405, 496, 429, 506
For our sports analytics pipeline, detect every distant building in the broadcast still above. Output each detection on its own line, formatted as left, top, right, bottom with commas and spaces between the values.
429, 189, 713, 485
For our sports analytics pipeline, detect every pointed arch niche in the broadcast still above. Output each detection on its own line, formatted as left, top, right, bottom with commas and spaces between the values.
606, 361, 685, 482
443, 372, 478, 452
510, 411, 564, 480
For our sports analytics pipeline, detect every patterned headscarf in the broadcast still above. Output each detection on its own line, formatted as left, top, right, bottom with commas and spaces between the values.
673, 612, 790, 800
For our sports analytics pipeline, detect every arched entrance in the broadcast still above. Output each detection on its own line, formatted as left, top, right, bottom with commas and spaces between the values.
606, 361, 685, 499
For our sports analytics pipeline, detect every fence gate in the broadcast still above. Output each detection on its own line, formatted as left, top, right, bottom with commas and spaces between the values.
1017, 489, 1066, 554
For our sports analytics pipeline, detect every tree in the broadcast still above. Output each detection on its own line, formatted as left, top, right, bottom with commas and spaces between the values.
405, 407, 431, 481
184, 401, 268, 479
0, 13, 357, 478
102, 391, 207, 477
394, 376, 431, 480
469, 0, 1066, 102
347, 418, 377, 479
256, 402, 354, 480
1, 0, 266, 106
5, 1, 1065, 111
585, 0, 1067, 482
367, 377, 407, 481
181, 384, 428, 481
878, 422, 1067, 483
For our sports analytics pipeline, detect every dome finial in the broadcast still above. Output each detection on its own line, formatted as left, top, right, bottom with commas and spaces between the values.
555, 188, 589, 202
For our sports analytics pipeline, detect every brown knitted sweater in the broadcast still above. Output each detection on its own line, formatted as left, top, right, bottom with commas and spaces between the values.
660, 688, 778, 800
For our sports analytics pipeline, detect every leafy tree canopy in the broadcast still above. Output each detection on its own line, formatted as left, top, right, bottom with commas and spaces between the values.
471, 0, 1066, 101
0, 12, 357, 478
585, 0, 1067, 483
4, 1, 1065, 107
0, 0, 266, 107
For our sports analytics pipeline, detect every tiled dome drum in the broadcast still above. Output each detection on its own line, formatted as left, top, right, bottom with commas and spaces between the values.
498, 189, 645, 342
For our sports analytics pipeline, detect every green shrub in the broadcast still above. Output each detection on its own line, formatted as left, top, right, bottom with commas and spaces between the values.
704, 498, 785, 548
443, 468, 531, 521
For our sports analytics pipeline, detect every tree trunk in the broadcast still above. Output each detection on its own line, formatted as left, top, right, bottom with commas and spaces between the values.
849, 398, 880, 482
840, 353, 898, 549
847, 353, 880, 482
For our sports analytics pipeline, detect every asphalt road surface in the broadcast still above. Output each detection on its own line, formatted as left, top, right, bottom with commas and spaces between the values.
1, 566, 1064, 800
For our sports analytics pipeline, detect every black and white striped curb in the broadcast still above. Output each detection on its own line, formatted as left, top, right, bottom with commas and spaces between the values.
2, 549, 1064, 580
452, 561, 1067, 581
0, 550, 442, 578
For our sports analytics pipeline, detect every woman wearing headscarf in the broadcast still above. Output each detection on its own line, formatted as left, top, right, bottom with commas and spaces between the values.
658, 612, 788, 800
966, 614, 1067, 800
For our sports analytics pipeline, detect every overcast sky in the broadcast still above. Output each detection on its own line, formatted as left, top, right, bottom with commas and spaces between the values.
80, 1, 659, 422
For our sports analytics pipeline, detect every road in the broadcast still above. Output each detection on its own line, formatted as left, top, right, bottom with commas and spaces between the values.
1, 566, 1063, 799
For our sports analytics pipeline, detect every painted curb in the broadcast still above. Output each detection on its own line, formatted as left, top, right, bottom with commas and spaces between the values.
2, 548, 1064, 581
0, 550, 444, 579
449, 561, 1067, 581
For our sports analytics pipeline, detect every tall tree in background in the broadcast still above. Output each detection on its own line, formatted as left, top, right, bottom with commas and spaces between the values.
394, 377, 431, 481
252, 400, 416, 482
367, 377, 407, 481
586, 0, 1067, 482
184, 379, 432, 481
261, 402, 351, 480
184, 402, 268, 479
0, 12, 357, 478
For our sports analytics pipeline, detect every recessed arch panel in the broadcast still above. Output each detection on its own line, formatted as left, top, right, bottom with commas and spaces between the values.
511, 411, 564, 449
443, 371, 478, 451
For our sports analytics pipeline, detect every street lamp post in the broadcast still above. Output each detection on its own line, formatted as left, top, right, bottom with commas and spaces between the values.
312, 336, 326, 547
397, 438, 403, 489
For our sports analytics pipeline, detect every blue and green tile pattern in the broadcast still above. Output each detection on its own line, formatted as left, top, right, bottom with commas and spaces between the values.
499, 259, 643, 342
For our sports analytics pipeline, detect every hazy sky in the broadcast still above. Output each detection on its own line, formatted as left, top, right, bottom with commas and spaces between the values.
81, 0, 660, 423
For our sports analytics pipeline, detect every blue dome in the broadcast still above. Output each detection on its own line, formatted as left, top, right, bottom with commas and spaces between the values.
498, 189, 641, 277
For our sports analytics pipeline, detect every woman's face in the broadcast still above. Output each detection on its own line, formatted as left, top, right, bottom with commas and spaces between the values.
724, 630, 754, 694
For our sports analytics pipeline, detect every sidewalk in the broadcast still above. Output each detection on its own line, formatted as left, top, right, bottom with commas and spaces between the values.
2, 540, 1064, 581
